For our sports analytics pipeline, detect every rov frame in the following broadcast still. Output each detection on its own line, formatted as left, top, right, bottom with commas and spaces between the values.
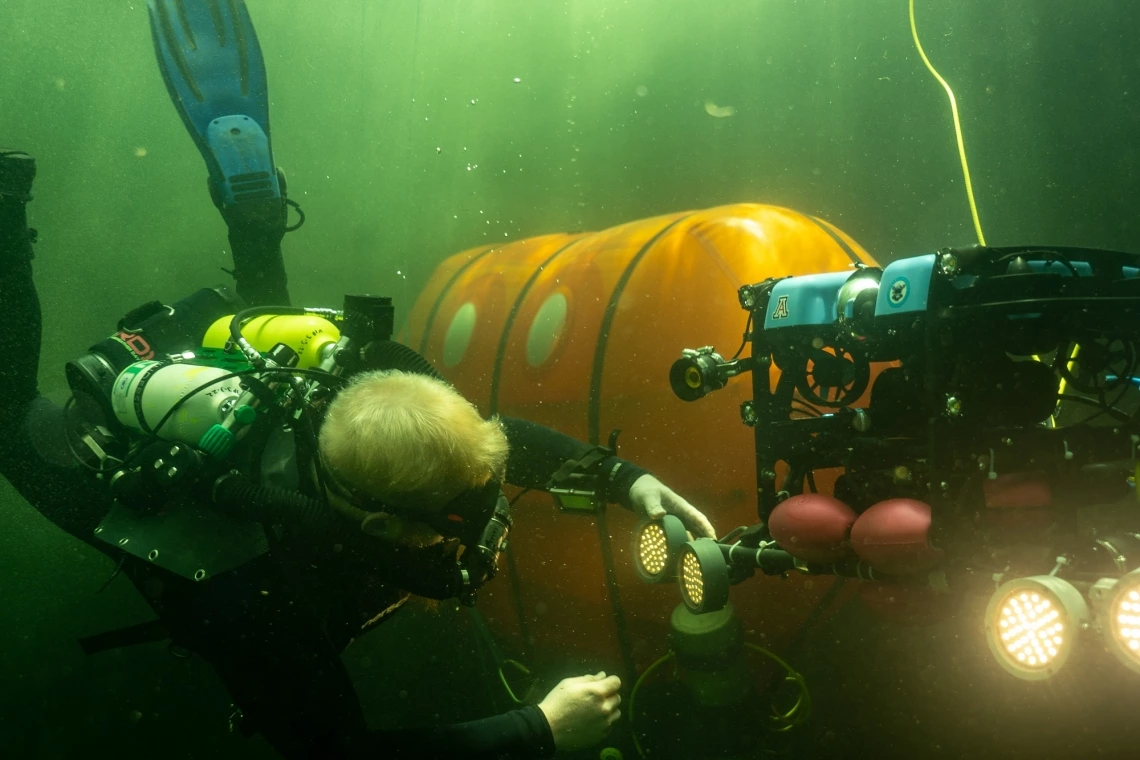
666, 244, 1140, 593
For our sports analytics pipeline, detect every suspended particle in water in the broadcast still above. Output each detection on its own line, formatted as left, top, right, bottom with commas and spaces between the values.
704, 101, 736, 118
134, 147, 148, 158
435, 147, 441, 154
470, 99, 477, 105
635, 84, 648, 97
54, 78, 66, 90
513, 77, 521, 83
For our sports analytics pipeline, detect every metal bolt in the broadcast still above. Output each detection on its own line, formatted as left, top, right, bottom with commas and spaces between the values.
167, 467, 178, 478
741, 401, 757, 426
170, 446, 180, 456
193, 569, 207, 581
1002, 437, 1013, 447
939, 252, 959, 276
148, 549, 159, 561
118, 537, 130, 546
153, 458, 165, 469
94, 527, 103, 534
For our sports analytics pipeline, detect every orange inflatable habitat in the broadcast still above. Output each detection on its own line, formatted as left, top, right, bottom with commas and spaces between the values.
406, 203, 881, 673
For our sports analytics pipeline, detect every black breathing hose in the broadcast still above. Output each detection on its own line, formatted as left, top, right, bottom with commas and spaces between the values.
213, 472, 355, 543
213, 472, 474, 599
361, 340, 444, 379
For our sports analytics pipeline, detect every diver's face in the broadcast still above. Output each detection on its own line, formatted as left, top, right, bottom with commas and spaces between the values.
359, 509, 443, 548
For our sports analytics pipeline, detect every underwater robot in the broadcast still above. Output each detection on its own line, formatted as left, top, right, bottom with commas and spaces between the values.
411, 205, 1140, 685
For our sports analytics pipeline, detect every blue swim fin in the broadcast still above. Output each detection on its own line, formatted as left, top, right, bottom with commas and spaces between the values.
147, 0, 281, 210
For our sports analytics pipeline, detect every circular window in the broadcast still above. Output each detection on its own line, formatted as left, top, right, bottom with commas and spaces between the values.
443, 302, 476, 367
526, 292, 568, 367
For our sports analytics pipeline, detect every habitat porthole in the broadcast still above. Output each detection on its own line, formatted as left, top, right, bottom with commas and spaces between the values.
443, 302, 477, 367
526, 292, 568, 367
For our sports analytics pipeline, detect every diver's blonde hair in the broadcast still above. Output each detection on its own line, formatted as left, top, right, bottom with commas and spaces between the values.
318, 370, 509, 510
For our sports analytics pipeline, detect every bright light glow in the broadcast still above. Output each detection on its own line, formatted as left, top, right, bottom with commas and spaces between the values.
680, 549, 704, 608
637, 523, 669, 577
985, 576, 1088, 681
993, 590, 1064, 670
1108, 578, 1140, 667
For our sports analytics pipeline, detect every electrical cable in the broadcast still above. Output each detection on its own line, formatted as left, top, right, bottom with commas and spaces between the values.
729, 313, 754, 361
909, 0, 987, 246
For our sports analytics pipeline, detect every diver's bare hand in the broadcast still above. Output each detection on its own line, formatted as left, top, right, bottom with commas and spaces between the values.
628, 474, 717, 538
537, 671, 622, 751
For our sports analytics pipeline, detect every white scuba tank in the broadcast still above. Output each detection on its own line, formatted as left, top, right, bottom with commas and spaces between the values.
111, 360, 244, 445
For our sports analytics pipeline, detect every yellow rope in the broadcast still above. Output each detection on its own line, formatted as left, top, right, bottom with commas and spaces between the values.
909, 0, 986, 246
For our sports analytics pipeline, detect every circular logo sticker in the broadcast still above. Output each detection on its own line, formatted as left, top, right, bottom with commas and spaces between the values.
887, 276, 910, 308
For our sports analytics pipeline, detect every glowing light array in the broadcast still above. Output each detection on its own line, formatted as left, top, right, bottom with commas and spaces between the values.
1111, 587, 1140, 661
680, 549, 704, 608
985, 576, 1088, 681
637, 523, 669, 577
995, 591, 1064, 669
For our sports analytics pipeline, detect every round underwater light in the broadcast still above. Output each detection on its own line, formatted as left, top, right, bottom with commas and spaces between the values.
1092, 568, 1140, 674
632, 514, 688, 584
677, 539, 730, 615
984, 576, 1089, 681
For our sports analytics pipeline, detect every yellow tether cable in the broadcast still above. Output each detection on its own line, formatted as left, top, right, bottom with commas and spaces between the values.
909, 0, 987, 246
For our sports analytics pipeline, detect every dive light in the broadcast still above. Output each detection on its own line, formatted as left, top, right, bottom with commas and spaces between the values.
983, 575, 1089, 681
632, 515, 688, 584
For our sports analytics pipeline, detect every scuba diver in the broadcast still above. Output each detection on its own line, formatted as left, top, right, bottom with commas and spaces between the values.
0, 2, 717, 758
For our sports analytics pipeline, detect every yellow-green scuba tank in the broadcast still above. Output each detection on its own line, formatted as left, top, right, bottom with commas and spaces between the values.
202, 313, 341, 369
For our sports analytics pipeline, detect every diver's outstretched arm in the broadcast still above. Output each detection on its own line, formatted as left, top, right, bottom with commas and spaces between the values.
0, 150, 41, 413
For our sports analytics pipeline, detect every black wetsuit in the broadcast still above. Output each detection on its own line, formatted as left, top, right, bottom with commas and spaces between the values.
0, 160, 645, 759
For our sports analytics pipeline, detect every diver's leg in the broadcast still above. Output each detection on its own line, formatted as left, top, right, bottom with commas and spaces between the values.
0, 150, 113, 539
187, 564, 368, 759
147, 0, 292, 308
0, 150, 40, 409
220, 195, 291, 307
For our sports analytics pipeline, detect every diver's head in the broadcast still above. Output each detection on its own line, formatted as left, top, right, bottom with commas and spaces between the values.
318, 370, 509, 544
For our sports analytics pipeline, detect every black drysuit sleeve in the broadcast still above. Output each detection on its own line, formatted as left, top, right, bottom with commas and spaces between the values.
499, 415, 649, 509
363, 707, 554, 759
